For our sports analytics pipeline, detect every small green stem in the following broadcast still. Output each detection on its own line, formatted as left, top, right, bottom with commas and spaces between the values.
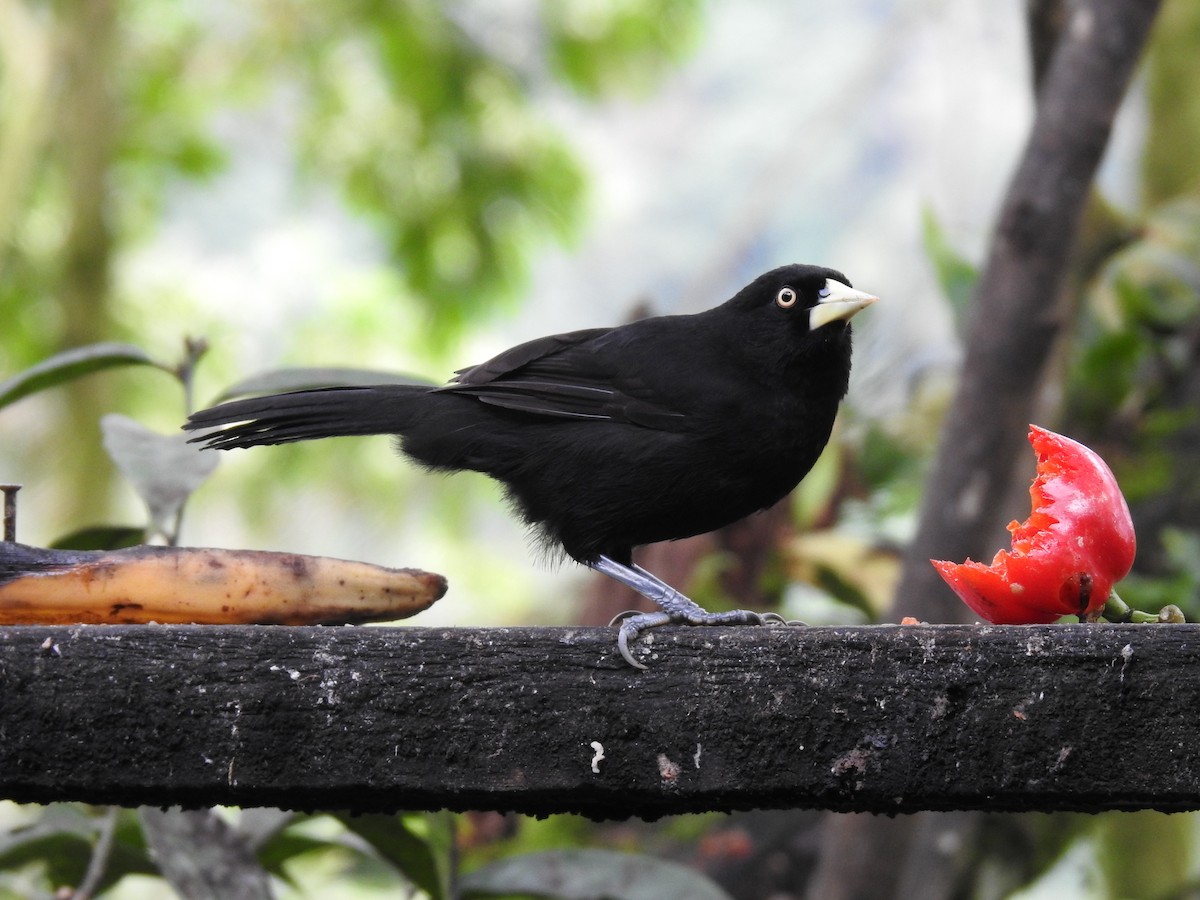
1102, 592, 1133, 623
1101, 589, 1186, 624
1127, 610, 1162, 624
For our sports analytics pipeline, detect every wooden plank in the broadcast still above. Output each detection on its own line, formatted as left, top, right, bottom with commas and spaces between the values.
1, 623, 1196, 819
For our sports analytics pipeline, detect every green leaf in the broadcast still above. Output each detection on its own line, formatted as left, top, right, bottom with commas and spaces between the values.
544, 1, 705, 98
50, 525, 146, 551
1111, 243, 1200, 331
0, 807, 156, 895
1067, 329, 1143, 428
0, 807, 97, 879
460, 849, 733, 900
215, 367, 436, 402
1098, 810, 1193, 898
254, 830, 338, 885
920, 207, 978, 331
334, 812, 451, 900
0, 343, 165, 411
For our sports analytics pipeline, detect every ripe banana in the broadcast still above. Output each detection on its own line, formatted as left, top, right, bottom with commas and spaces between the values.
0, 542, 446, 625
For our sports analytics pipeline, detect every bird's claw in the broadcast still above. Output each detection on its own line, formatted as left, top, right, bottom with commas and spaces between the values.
758, 612, 809, 627
608, 609, 646, 626
616, 612, 673, 669
614, 607, 809, 668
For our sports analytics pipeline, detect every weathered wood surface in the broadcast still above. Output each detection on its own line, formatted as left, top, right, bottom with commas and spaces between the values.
1, 623, 1196, 819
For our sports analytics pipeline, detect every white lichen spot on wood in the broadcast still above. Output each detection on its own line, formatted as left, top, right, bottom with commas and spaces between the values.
1119, 643, 1134, 682
657, 753, 681, 783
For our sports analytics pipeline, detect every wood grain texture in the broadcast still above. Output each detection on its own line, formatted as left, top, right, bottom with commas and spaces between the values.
0, 623, 1195, 819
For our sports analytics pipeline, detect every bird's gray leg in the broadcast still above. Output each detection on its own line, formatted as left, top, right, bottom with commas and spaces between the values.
589, 555, 785, 669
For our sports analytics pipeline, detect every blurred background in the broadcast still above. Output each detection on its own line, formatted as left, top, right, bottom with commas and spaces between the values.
2, 0, 1199, 898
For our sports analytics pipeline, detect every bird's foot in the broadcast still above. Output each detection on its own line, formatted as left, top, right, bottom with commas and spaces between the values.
608, 609, 646, 626
614, 607, 806, 669
588, 555, 805, 669
615, 611, 673, 670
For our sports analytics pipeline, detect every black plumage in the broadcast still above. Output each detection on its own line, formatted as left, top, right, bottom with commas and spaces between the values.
185, 263, 877, 667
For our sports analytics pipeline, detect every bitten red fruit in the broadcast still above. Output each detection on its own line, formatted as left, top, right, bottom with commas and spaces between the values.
931, 425, 1136, 624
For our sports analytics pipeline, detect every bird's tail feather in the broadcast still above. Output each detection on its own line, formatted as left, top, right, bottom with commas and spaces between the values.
184, 385, 428, 450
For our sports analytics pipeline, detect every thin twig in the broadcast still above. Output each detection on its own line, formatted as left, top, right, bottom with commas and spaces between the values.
73, 806, 120, 900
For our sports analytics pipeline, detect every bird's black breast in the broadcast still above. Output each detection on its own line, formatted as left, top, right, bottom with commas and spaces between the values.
498, 328, 853, 563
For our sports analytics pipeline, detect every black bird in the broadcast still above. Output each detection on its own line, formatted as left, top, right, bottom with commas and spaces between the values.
185, 264, 877, 667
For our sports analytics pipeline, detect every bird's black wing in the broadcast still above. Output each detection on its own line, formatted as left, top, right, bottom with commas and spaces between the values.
441, 326, 687, 429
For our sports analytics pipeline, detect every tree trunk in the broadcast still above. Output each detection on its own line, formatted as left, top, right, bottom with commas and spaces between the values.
56, 0, 121, 526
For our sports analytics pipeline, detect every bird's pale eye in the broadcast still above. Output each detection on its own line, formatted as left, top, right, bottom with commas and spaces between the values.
775, 287, 798, 309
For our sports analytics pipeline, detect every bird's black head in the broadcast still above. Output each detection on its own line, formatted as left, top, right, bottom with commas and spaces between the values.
715, 264, 878, 396
728, 264, 877, 336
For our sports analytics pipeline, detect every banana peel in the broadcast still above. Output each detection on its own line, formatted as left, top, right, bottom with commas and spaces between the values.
0, 542, 446, 626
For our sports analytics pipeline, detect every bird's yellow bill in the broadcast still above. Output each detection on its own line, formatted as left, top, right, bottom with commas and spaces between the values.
809, 279, 879, 331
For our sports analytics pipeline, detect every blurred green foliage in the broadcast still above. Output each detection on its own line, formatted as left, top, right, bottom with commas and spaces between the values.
0, 1, 704, 369
277, 2, 587, 346
543, 0, 703, 98
1062, 199, 1200, 617
920, 205, 978, 330
1143, 2, 1200, 205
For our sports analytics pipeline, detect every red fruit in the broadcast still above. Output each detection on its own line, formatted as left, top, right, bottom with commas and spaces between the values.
931, 425, 1136, 624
